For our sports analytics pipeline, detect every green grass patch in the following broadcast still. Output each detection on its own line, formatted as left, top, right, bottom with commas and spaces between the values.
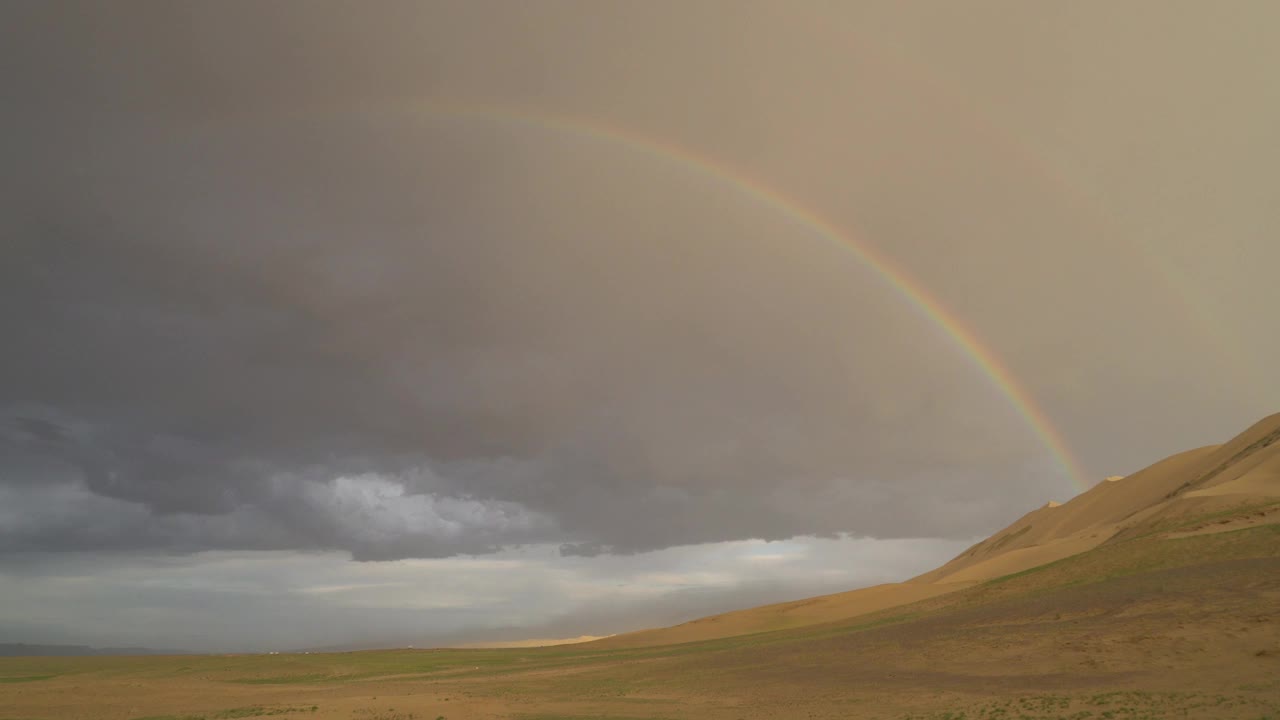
1112, 498, 1280, 543
128, 706, 319, 720
212, 707, 318, 718
0, 674, 55, 683
981, 521, 1280, 592
227, 673, 339, 685
900, 689, 1280, 720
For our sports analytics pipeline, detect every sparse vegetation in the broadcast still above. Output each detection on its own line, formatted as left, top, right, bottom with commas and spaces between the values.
902, 690, 1280, 720
4, 431, 1276, 720
125, 707, 319, 720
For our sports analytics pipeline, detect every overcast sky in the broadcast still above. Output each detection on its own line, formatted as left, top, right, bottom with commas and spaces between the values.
2, 1, 1278, 652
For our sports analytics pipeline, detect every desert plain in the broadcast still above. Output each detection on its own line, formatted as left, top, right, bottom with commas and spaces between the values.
5, 414, 1280, 720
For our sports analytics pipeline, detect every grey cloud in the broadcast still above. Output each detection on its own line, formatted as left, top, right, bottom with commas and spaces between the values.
3, 2, 1279, 564
0, 428, 556, 560
0, 537, 967, 652
0, 99, 1053, 558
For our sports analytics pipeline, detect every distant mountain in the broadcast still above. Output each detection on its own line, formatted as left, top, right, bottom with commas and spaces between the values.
0, 643, 189, 656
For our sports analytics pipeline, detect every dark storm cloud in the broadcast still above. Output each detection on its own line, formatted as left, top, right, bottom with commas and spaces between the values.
4, 2, 1278, 563
1, 110, 1018, 558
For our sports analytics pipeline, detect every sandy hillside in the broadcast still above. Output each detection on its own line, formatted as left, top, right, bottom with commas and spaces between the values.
907, 411, 1280, 584
593, 413, 1280, 647
453, 635, 607, 649
590, 580, 968, 649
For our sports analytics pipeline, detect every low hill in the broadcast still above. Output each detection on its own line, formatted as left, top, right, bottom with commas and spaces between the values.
594, 412, 1280, 648
453, 635, 607, 649
919, 411, 1280, 584
589, 580, 969, 649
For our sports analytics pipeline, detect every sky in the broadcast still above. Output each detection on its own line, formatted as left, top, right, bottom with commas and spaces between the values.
2, 1, 1278, 653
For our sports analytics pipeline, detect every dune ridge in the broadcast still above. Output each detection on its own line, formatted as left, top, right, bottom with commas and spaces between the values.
594, 412, 1280, 648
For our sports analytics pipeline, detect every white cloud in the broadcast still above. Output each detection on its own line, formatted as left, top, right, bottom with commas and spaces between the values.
305, 472, 552, 543
0, 536, 968, 651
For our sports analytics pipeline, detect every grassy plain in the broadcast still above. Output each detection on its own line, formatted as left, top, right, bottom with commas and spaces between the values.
3, 523, 1278, 720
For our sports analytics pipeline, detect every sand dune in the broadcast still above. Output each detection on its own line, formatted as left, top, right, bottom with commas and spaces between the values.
918, 412, 1280, 584
589, 580, 969, 648
453, 635, 608, 649
927, 534, 1101, 584
911, 445, 1217, 584
593, 413, 1280, 646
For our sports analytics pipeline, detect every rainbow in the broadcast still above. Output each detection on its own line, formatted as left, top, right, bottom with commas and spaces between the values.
401, 100, 1089, 492
191, 99, 1091, 493
842, 36, 1263, 405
